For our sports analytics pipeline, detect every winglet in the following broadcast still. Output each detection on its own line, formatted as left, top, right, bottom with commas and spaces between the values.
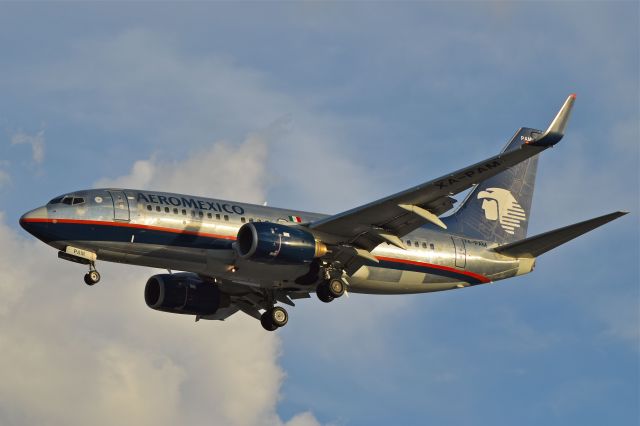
529, 94, 576, 147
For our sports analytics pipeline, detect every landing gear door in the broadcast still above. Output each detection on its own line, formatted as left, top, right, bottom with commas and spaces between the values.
452, 237, 466, 269
109, 191, 130, 222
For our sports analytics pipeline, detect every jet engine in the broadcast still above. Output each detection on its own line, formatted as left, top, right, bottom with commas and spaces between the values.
236, 222, 327, 265
144, 273, 221, 316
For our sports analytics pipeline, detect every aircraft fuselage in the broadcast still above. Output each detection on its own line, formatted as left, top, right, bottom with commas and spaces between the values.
20, 188, 532, 295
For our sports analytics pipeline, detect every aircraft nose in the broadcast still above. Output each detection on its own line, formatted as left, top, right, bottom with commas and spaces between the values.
19, 206, 48, 232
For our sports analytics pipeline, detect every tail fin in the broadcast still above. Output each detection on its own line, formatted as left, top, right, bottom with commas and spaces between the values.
443, 128, 542, 243
443, 95, 576, 244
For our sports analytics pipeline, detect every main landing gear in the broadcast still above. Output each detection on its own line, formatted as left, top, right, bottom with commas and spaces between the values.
260, 306, 288, 331
316, 278, 345, 303
83, 263, 101, 286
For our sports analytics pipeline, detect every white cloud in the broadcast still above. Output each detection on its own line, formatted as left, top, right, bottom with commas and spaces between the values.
23, 28, 373, 213
11, 130, 45, 164
0, 136, 324, 425
0, 28, 391, 426
0, 168, 9, 188
95, 130, 269, 204
284, 412, 322, 426
2, 21, 634, 424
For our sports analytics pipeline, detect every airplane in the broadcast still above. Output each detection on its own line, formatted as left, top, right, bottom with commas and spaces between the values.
19, 94, 628, 331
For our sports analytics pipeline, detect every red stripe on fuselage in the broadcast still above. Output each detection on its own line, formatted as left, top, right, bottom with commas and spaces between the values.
20, 218, 237, 241
375, 256, 491, 284
22, 218, 491, 283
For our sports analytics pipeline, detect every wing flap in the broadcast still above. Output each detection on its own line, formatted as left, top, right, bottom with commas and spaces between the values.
493, 211, 628, 258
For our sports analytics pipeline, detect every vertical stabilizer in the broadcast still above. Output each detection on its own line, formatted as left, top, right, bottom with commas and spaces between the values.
443, 128, 542, 244
442, 95, 576, 244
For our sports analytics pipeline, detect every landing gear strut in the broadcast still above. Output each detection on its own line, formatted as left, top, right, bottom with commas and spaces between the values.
260, 306, 288, 331
84, 263, 101, 286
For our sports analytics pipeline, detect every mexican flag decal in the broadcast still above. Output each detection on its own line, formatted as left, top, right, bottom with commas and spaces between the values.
288, 215, 302, 223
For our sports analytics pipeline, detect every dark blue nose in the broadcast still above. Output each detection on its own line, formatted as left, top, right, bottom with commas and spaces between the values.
19, 206, 48, 236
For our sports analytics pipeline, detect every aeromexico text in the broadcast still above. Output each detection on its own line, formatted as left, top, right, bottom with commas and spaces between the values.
137, 193, 245, 215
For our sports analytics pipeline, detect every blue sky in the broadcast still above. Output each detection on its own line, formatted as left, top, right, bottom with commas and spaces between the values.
0, 2, 637, 426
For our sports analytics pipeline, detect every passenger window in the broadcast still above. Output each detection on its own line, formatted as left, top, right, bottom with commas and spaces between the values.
430, 244, 435, 250
414, 241, 419, 247
173, 208, 178, 214
406, 240, 411, 246
182, 209, 187, 215
216, 214, 221, 220
422, 242, 427, 249
224, 215, 229, 221
249, 218, 254, 222
156, 206, 161, 212
190, 210, 195, 217
198, 211, 204, 218
164, 207, 170, 213
207, 213, 212, 219
241, 217, 246, 223
147, 205, 152, 211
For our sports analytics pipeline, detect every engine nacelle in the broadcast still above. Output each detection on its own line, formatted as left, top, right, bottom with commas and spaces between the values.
144, 273, 221, 316
236, 222, 327, 265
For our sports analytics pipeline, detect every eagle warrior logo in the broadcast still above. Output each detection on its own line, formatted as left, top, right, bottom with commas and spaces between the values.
477, 188, 527, 235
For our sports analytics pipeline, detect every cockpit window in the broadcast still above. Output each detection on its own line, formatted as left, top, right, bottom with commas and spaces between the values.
48, 197, 64, 205
48, 195, 85, 206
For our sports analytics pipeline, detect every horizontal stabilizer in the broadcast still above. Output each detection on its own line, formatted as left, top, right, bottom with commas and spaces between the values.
493, 211, 628, 258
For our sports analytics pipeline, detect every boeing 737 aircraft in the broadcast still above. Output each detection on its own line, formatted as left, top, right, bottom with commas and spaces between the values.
20, 95, 627, 330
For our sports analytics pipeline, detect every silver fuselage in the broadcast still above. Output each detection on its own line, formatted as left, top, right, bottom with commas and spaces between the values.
20, 189, 535, 294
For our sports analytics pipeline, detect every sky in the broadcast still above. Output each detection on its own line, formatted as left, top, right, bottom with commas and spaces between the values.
0, 2, 638, 425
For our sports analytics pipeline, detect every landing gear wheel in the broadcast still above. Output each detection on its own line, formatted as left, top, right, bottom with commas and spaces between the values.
260, 306, 288, 331
84, 270, 100, 286
316, 284, 334, 303
328, 279, 345, 298
270, 306, 288, 328
260, 313, 278, 331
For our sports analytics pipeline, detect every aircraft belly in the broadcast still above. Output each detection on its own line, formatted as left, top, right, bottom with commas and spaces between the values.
59, 240, 215, 274
348, 277, 463, 294
347, 265, 464, 294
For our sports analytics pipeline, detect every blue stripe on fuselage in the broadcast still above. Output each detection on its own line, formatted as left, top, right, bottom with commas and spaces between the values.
26, 221, 234, 250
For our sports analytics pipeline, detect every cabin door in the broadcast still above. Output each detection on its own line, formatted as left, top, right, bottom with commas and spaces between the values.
452, 237, 466, 269
109, 191, 130, 221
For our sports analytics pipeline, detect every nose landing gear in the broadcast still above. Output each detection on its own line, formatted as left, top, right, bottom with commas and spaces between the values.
84, 264, 101, 286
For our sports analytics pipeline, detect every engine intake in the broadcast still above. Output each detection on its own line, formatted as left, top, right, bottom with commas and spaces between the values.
144, 273, 221, 316
236, 222, 327, 265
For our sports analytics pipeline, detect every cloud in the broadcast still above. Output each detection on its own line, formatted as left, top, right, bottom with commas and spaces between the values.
284, 412, 322, 426
11, 130, 45, 164
0, 168, 9, 188
20, 28, 373, 213
0, 28, 382, 426
0, 137, 323, 425
1, 15, 635, 423
95, 130, 270, 204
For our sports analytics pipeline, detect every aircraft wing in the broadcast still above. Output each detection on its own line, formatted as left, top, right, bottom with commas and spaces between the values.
310, 95, 576, 257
